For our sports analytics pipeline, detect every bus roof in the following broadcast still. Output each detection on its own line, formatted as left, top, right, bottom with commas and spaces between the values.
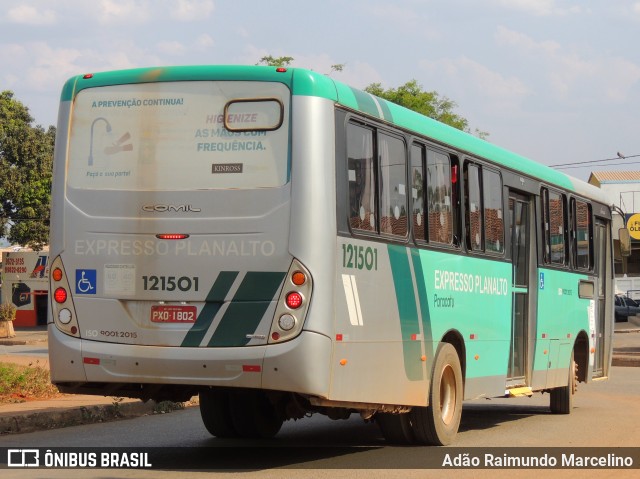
60, 65, 610, 206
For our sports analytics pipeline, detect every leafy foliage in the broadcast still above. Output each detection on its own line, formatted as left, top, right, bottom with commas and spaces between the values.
0, 361, 60, 403
256, 56, 345, 76
365, 80, 469, 131
257, 55, 295, 67
0, 301, 17, 322
253, 57, 483, 137
0, 91, 55, 250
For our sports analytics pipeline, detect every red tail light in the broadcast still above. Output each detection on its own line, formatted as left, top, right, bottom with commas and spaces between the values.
286, 292, 303, 309
54, 287, 67, 303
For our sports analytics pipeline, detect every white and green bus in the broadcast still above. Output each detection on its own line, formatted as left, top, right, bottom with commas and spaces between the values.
49, 65, 616, 445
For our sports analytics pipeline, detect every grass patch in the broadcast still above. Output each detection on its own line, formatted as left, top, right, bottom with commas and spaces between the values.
0, 361, 61, 403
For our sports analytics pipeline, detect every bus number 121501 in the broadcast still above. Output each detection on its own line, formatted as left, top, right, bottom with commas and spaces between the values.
342, 243, 378, 271
142, 275, 199, 292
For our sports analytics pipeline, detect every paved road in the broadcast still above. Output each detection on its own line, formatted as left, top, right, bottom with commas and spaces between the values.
3, 367, 639, 448
1, 367, 638, 478
1, 328, 638, 478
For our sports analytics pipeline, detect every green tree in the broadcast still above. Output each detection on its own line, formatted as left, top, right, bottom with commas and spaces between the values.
0, 91, 55, 251
365, 79, 471, 132
254, 58, 486, 138
328, 64, 345, 75
256, 56, 345, 76
256, 55, 295, 67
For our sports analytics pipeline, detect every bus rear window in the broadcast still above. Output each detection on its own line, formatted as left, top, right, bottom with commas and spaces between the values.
224, 99, 284, 131
67, 81, 290, 191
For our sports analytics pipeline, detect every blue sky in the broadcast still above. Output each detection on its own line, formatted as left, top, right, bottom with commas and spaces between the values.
1, 0, 639, 181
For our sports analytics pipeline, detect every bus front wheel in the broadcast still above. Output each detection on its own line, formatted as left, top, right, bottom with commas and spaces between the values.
411, 342, 463, 446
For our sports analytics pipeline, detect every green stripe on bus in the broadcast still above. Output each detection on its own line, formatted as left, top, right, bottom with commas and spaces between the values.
411, 249, 434, 362
207, 271, 286, 347
387, 245, 424, 381
349, 87, 381, 119
232, 271, 287, 301
181, 271, 238, 347
207, 302, 273, 347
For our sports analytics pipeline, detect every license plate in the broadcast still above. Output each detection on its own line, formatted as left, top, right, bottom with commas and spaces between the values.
150, 305, 197, 323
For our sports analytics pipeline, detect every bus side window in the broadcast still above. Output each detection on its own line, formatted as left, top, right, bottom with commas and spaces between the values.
545, 189, 567, 265
542, 188, 550, 262
573, 199, 592, 270
483, 169, 504, 254
465, 163, 483, 251
411, 144, 426, 242
347, 122, 376, 233
426, 149, 453, 245
379, 133, 408, 238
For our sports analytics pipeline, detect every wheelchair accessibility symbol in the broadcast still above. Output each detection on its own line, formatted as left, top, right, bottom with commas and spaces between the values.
76, 269, 97, 294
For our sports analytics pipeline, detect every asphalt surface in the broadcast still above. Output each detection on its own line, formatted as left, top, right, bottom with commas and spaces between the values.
0, 322, 638, 435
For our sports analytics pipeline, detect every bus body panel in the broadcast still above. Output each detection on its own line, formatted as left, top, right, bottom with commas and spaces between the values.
332, 238, 428, 405
262, 330, 332, 397
49, 322, 332, 397
50, 100, 72, 258
287, 95, 338, 339
534, 268, 596, 388
331, 239, 514, 405
50, 78, 295, 352
54, 184, 293, 348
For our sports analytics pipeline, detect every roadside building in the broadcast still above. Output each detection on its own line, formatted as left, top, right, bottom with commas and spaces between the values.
589, 171, 640, 297
0, 247, 49, 327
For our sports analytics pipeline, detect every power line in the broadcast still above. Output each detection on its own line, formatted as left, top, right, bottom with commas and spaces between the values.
557, 161, 640, 170
550, 153, 640, 168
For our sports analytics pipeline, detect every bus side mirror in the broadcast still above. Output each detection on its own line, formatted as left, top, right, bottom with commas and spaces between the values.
619, 228, 631, 257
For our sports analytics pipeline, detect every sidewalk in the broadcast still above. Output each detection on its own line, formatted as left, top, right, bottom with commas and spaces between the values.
610, 320, 640, 367
0, 326, 49, 347
0, 323, 638, 435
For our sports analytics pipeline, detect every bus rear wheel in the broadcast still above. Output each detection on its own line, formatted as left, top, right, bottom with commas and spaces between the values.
199, 388, 239, 438
410, 342, 463, 446
228, 390, 284, 439
377, 412, 415, 444
550, 350, 576, 414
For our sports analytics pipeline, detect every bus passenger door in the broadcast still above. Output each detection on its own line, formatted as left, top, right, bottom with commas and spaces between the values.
507, 192, 534, 387
593, 219, 609, 377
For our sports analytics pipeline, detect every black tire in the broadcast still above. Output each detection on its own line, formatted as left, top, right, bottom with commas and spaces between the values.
199, 389, 238, 438
229, 390, 283, 439
410, 342, 463, 446
377, 412, 415, 444
550, 351, 575, 414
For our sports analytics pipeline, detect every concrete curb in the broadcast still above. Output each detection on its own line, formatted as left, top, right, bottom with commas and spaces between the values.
0, 338, 46, 346
0, 399, 197, 435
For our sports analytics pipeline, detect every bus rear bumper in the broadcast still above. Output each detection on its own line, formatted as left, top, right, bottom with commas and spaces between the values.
48, 325, 331, 399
